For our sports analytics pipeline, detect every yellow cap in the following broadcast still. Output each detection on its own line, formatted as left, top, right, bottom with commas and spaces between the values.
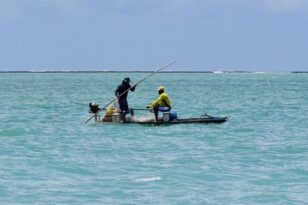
157, 86, 164, 91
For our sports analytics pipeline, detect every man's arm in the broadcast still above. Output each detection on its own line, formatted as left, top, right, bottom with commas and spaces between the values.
130, 84, 136, 92
149, 95, 163, 108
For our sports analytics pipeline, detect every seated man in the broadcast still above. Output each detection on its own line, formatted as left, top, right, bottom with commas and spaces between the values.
147, 86, 172, 121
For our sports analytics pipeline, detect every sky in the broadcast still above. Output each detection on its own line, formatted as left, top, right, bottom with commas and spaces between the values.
0, 0, 307, 71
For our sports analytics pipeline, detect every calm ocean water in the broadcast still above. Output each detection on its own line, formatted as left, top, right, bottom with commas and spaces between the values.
0, 72, 307, 204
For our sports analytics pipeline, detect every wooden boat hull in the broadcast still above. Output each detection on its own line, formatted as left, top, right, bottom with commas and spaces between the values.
132, 117, 228, 125
98, 116, 228, 125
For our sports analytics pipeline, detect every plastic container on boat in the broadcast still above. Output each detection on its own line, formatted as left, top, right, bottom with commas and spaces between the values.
163, 112, 170, 122
112, 113, 121, 122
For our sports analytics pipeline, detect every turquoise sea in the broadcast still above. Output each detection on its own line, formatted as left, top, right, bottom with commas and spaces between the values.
0, 72, 307, 204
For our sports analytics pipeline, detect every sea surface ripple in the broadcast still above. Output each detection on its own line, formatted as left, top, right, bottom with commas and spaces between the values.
0, 72, 307, 204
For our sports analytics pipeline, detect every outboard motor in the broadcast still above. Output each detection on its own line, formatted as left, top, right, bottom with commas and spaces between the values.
89, 102, 100, 113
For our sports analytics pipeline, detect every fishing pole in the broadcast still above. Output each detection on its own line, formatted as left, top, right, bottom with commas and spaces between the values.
84, 61, 176, 124
71, 101, 148, 111
70, 101, 148, 111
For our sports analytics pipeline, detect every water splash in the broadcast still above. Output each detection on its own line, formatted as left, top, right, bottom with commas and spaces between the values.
130, 116, 155, 123
135, 177, 161, 182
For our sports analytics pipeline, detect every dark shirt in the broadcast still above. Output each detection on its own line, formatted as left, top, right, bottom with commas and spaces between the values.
115, 83, 135, 100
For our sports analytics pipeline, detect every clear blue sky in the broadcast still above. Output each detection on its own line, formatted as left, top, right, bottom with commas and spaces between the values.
0, 0, 307, 71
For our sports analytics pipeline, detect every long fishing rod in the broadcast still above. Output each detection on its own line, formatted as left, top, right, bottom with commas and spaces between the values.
84, 61, 176, 124
70, 101, 148, 111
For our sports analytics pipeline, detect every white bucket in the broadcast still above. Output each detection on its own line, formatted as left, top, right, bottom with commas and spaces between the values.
112, 113, 121, 122
162, 112, 170, 122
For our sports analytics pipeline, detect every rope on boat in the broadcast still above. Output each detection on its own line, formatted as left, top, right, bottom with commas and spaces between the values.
200, 113, 214, 119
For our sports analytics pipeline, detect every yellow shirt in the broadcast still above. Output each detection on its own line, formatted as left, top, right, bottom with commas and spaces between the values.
150, 93, 172, 108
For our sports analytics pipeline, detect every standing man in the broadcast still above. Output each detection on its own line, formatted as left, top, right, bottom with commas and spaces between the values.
115, 77, 136, 121
147, 86, 172, 121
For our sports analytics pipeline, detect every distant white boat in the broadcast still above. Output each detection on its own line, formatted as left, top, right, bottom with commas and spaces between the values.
213, 69, 226, 74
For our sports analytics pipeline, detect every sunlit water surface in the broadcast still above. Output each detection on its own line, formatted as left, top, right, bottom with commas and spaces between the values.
0, 73, 307, 204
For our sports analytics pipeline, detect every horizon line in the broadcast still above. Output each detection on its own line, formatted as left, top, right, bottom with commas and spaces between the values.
0, 70, 307, 74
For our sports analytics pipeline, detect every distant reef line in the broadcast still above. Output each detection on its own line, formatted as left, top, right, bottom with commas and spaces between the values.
0, 70, 307, 73
0, 70, 240, 73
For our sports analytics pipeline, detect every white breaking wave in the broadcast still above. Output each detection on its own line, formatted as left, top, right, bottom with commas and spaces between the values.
135, 177, 162, 182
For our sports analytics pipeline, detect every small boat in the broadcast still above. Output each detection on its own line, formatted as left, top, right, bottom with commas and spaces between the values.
213, 69, 226, 74
96, 113, 227, 125
89, 103, 228, 125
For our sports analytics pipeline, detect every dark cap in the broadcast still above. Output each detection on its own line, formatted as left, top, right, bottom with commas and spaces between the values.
123, 77, 130, 84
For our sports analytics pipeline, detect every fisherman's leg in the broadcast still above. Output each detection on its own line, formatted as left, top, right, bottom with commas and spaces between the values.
121, 112, 126, 122
119, 99, 129, 122
119, 107, 126, 122
153, 106, 159, 121
130, 108, 134, 117
119, 99, 126, 111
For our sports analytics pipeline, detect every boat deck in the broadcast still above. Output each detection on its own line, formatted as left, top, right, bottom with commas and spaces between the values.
133, 117, 228, 125
97, 116, 228, 125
